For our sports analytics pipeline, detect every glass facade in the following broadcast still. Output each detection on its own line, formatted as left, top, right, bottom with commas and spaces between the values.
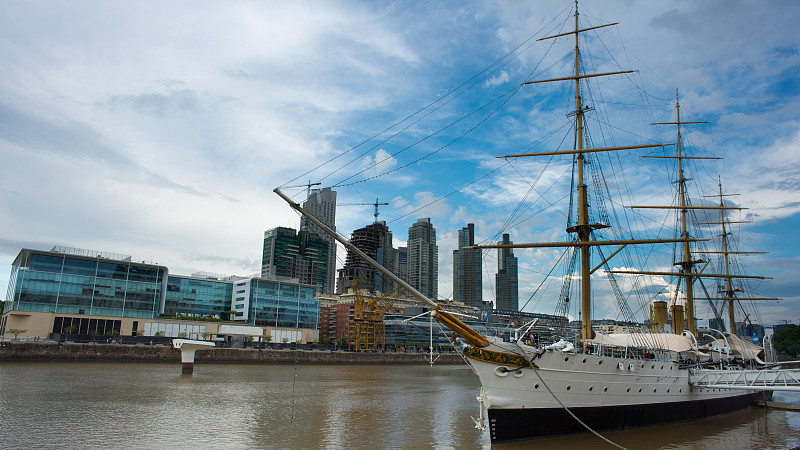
164, 275, 234, 318
7, 250, 166, 319
248, 279, 319, 329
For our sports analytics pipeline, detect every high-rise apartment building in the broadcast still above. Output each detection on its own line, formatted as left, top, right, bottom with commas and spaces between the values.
395, 246, 408, 284
453, 224, 482, 307
495, 233, 519, 311
300, 188, 337, 294
261, 227, 329, 291
407, 218, 438, 299
336, 222, 395, 294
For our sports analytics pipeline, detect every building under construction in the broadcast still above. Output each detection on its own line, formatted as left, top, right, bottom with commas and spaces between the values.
336, 222, 395, 294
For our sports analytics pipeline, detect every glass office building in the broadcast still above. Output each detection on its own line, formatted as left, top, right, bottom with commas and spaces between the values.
3, 247, 321, 341
247, 279, 319, 330
164, 275, 234, 318
4, 248, 167, 319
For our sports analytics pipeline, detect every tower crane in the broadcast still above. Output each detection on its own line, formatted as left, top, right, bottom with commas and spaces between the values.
338, 198, 389, 223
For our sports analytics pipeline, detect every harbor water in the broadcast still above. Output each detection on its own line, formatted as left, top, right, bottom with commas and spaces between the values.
0, 362, 798, 449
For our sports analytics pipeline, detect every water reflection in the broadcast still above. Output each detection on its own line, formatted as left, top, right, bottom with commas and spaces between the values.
0, 362, 797, 449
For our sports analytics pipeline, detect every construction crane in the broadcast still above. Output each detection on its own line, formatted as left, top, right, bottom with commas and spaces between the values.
338, 198, 389, 223
347, 279, 401, 352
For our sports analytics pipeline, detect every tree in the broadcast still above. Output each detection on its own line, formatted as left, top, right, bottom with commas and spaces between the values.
264, 335, 272, 343
177, 331, 188, 338
6, 329, 27, 340
281, 337, 289, 343
154, 331, 165, 337
64, 325, 78, 334
773, 325, 800, 358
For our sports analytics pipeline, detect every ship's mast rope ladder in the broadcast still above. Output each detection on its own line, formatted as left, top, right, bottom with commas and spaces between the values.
689, 368, 800, 392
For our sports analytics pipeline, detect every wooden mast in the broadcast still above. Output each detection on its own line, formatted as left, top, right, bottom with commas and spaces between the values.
474, 2, 684, 341
630, 98, 779, 335
639, 91, 710, 334
573, 2, 594, 342
697, 181, 780, 331
718, 182, 737, 331
676, 95, 696, 334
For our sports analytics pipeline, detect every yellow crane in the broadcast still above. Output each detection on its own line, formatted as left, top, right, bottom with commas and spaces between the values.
347, 280, 401, 351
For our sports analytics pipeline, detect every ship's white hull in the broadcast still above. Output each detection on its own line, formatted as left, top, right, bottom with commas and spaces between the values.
460, 340, 760, 442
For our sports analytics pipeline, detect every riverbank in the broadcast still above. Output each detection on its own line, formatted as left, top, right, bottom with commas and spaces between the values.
0, 342, 465, 365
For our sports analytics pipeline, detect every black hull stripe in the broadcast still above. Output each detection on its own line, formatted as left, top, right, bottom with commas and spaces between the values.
488, 393, 759, 443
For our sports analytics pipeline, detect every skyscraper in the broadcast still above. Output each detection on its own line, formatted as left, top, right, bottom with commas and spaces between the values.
453, 224, 482, 307
407, 218, 438, 299
336, 222, 395, 294
300, 188, 337, 294
495, 233, 519, 311
261, 227, 328, 291
395, 246, 408, 284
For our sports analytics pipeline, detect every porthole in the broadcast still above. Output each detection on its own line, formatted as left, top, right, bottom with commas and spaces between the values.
679, 389, 682, 393
494, 367, 511, 377
626, 388, 630, 393
667, 389, 670, 393
654, 388, 657, 393
651, 365, 655, 369
589, 386, 593, 392
638, 388, 642, 393
583, 358, 587, 363
604, 387, 608, 392
566, 385, 571, 391
661, 365, 664, 370
565, 357, 569, 362
598, 360, 603, 365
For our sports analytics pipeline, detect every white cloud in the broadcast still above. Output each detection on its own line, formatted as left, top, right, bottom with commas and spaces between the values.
361, 148, 398, 177
484, 70, 510, 88
1, 0, 798, 329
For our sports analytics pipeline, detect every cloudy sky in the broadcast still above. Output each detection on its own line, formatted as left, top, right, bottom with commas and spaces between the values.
2, 0, 799, 328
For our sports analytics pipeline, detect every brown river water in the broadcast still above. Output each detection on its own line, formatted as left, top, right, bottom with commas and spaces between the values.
0, 362, 797, 449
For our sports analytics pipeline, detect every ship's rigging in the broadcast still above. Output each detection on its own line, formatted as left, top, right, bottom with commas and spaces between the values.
275, 1, 797, 443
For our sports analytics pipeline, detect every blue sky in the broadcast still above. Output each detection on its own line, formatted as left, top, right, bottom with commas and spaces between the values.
1, 0, 798, 327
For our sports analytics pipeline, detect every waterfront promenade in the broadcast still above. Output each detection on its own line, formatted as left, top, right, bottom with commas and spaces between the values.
0, 341, 464, 365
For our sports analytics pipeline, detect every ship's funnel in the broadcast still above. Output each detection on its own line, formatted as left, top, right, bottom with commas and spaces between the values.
653, 301, 668, 332
671, 304, 685, 334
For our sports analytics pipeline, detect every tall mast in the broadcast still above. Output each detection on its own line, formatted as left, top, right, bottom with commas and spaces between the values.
716, 181, 737, 331
635, 91, 710, 335
675, 95, 697, 334
475, 2, 689, 342
628, 93, 778, 336
574, 1, 593, 342
697, 182, 778, 332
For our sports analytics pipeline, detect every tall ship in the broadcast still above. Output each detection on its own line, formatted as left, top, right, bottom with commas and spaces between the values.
276, 2, 800, 444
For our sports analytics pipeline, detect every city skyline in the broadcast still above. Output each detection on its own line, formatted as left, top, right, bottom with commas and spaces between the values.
1, 1, 799, 325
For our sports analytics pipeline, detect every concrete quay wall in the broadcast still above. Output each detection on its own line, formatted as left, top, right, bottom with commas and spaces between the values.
0, 342, 465, 365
